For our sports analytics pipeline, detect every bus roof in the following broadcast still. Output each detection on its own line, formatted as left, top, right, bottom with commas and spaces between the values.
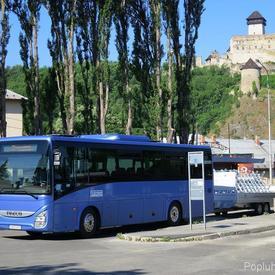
0, 134, 211, 150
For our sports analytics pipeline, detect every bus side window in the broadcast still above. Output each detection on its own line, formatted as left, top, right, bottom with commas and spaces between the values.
116, 151, 143, 180
74, 147, 88, 187
87, 149, 113, 183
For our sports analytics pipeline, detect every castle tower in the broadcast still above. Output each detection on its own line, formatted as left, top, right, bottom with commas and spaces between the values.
240, 58, 261, 95
247, 11, 266, 35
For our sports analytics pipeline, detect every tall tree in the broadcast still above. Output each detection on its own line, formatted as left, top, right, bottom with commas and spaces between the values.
176, 0, 204, 143
0, 0, 10, 137
162, 0, 178, 143
76, 0, 98, 134
150, 0, 163, 140
12, 0, 42, 135
97, 0, 113, 134
130, 0, 154, 136
46, 0, 77, 134
114, 0, 132, 134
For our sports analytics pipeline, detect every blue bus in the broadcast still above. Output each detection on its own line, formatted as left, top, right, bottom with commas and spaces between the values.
0, 134, 213, 237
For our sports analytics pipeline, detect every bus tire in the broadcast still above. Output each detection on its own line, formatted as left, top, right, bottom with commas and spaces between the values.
255, 203, 264, 215
264, 203, 270, 214
167, 202, 182, 226
26, 231, 43, 237
79, 208, 99, 238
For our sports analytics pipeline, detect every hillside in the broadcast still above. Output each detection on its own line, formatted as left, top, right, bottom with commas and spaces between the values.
218, 90, 275, 139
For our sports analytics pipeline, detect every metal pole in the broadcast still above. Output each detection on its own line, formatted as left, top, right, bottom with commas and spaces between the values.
267, 74, 273, 185
202, 152, 206, 231
188, 153, 192, 230
228, 123, 231, 154
256, 60, 273, 185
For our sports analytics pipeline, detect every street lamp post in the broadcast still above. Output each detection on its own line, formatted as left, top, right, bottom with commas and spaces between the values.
256, 59, 273, 185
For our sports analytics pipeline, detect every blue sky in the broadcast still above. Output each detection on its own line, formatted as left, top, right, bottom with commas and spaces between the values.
6, 0, 275, 67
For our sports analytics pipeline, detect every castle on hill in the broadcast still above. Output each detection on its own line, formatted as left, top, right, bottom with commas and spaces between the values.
197, 11, 275, 73
196, 11, 275, 94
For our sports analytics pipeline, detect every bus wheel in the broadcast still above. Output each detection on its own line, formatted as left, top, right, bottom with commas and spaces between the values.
214, 212, 221, 216
26, 231, 43, 237
168, 202, 182, 226
255, 203, 264, 215
264, 203, 270, 214
80, 208, 99, 238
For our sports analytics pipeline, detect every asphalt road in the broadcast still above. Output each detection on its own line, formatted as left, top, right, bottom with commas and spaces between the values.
1, 224, 275, 275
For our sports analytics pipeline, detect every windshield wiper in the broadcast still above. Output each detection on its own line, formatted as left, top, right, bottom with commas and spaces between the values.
16, 189, 38, 200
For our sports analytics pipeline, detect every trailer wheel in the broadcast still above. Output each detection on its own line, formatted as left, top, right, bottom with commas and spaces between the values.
263, 203, 270, 214
255, 203, 264, 215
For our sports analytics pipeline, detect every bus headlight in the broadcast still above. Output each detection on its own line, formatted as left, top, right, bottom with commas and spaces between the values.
34, 210, 47, 229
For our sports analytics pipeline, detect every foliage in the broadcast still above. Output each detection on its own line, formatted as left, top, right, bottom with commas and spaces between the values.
190, 66, 240, 135
261, 75, 275, 89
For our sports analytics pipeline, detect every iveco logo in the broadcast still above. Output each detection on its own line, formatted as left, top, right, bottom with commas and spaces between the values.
6, 211, 23, 217
0, 210, 35, 218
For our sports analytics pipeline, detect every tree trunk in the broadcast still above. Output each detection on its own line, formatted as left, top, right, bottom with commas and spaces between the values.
152, 1, 162, 141
67, 7, 75, 135
125, 80, 132, 135
33, 14, 41, 135
166, 25, 174, 143
0, 1, 8, 137
99, 79, 105, 134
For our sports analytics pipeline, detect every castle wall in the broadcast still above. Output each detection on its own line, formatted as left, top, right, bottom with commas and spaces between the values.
230, 34, 275, 64
240, 68, 260, 94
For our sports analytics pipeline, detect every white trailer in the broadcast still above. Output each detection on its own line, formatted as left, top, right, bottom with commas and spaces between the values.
214, 170, 275, 215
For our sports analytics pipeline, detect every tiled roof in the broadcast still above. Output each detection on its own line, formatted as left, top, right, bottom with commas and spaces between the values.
247, 11, 265, 20
5, 89, 27, 100
240, 58, 261, 70
247, 11, 266, 25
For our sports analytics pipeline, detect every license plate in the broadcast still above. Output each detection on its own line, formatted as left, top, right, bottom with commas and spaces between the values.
9, 225, 22, 230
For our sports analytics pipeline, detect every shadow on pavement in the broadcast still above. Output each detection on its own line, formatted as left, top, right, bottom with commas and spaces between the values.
3, 221, 169, 241
0, 263, 145, 275
3, 209, 273, 241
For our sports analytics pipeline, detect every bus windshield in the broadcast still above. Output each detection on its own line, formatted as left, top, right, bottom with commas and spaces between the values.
0, 141, 51, 195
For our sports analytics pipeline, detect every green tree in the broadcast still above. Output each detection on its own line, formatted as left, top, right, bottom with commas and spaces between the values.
150, 0, 163, 140
76, 0, 98, 134
46, 0, 77, 134
97, 0, 113, 134
0, 0, 10, 137
176, 0, 204, 143
162, 0, 178, 143
12, 0, 42, 135
114, 0, 132, 134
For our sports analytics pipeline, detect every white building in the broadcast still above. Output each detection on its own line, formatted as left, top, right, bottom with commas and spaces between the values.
5, 89, 27, 137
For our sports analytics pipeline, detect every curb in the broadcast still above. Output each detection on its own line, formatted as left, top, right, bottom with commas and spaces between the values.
117, 224, 275, 243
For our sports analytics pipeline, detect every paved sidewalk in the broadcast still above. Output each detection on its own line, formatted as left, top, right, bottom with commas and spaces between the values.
118, 212, 275, 242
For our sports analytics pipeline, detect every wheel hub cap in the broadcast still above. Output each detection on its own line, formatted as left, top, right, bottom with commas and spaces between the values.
84, 213, 95, 232
170, 206, 179, 222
